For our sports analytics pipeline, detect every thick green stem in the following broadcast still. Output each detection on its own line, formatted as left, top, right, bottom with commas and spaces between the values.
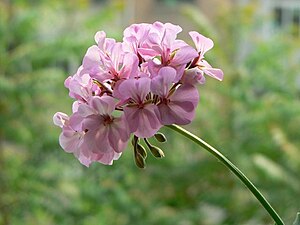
166, 124, 285, 225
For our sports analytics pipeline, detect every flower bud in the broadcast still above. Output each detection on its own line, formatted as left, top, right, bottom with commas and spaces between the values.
131, 135, 139, 146
134, 151, 146, 169
136, 143, 147, 158
154, 132, 167, 143
149, 146, 165, 158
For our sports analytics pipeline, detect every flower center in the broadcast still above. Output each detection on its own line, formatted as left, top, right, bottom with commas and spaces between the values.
102, 115, 114, 126
161, 97, 170, 105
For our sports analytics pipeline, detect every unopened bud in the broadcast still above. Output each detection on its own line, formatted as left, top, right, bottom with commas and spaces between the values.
154, 132, 167, 143
134, 151, 146, 169
149, 146, 165, 158
136, 143, 147, 158
131, 135, 139, 146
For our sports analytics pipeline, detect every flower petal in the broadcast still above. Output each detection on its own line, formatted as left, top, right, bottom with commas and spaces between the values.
158, 84, 199, 125
59, 129, 82, 153
118, 77, 151, 103
90, 96, 116, 116
201, 60, 224, 81
94, 31, 106, 49
171, 45, 198, 65
189, 31, 214, 56
119, 52, 139, 79
124, 104, 161, 138
181, 68, 206, 86
53, 112, 69, 128
151, 66, 176, 97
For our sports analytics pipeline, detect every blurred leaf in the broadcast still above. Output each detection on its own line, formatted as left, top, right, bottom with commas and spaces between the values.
181, 5, 217, 38
293, 212, 300, 225
253, 154, 300, 191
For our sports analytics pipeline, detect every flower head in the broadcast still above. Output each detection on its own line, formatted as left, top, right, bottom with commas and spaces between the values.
54, 22, 223, 167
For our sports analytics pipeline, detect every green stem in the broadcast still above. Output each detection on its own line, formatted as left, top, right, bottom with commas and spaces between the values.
166, 124, 285, 225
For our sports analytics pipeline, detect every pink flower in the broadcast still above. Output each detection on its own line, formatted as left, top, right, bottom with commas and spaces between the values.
94, 31, 116, 52
64, 67, 100, 103
53, 96, 129, 166
54, 22, 223, 166
151, 67, 199, 125
78, 96, 130, 159
123, 23, 152, 55
146, 43, 198, 81
118, 77, 162, 138
189, 31, 224, 81
142, 22, 198, 81
81, 35, 139, 82
53, 112, 93, 167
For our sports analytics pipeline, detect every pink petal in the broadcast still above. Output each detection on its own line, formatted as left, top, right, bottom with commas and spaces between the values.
110, 43, 124, 70
69, 112, 85, 131
181, 68, 206, 85
124, 104, 161, 138
164, 22, 182, 35
123, 23, 151, 41
53, 112, 69, 128
201, 60, 224, 81
138, 48, 158, 59
189, 31, 214, 56
170, 84, 199, 108
95, 151, 120, 165
107, 117, 130, 153
119, 52, 139, 79
84, 127, 112, 154
123, 107, 139, 134
64, 76, 72, 89
160, 22, 182, 47
108, 127, 128, 153
112, 116, 130, 142
171, 40, 189, 51
147, 60, 161, 78
59, 129, 82, 153
157, 104, 188, 125
151, 66, 176, 97
118, 77, 151, 103
82, 115, 102, 131
82, 45, 101, 75
72, 101, 80, 113
78, 104, 96, 117
77, 155, 92, 167
90, 96, 116, 116
158, 84, 199, 125
94, 31, 106, 49
171, 45, 198, 65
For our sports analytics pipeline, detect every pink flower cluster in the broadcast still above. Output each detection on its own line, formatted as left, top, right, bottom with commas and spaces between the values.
53, 22, 223, 167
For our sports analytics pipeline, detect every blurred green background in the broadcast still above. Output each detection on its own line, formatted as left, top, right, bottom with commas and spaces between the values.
1, 0, 300, 224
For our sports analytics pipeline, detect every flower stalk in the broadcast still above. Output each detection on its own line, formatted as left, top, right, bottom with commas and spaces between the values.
166, 124, 285, 225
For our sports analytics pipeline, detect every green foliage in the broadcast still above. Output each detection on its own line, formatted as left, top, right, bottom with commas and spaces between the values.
1, 1, 300, 225
294, 213, 300, 225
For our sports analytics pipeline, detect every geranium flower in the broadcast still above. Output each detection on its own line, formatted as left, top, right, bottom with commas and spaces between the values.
53, 112, 92, 167
189, 31, 224, 81
151, 67, 199, 125
78, 96, 130, 158
118, 77, 162, 138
